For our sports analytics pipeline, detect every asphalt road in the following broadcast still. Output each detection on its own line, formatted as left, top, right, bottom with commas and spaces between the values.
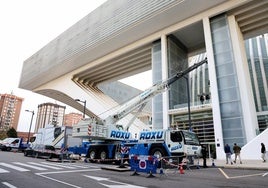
0, 151, 267, 188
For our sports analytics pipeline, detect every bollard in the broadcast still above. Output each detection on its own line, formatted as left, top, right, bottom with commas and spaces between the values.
196, 159, 200, 169
211, 158, 216, 167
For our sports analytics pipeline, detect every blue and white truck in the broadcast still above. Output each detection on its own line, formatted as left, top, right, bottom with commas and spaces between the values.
0, 137, 29, 151
71, 58, 207, 163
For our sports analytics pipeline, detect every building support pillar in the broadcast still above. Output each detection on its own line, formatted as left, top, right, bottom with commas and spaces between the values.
161, 34, 170, 130
228, 15, 258, 141
203, 17, 225, 159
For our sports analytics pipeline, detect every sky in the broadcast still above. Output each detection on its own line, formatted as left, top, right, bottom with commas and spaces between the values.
0, 0, 151, 132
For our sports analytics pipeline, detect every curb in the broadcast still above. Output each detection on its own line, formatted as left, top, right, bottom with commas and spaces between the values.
46, 159, 76, 163
101, 166, 131, 172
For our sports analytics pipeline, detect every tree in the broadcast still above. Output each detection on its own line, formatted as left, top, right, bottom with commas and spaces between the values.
6, 127, 17, 138
0, 130, 7, 140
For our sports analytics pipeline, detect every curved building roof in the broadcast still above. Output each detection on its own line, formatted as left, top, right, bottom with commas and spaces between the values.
19, 0, 268, 102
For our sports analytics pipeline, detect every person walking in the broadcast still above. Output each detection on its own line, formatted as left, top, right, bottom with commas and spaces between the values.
233, 143, 242, 164
224, 144, 233, 165
261, 143, 266, 162
201, 145, 208, 168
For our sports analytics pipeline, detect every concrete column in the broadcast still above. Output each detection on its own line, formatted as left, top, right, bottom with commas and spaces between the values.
203, 17, 225, 159
228, 15, 258, 141
161, 34, 170, 130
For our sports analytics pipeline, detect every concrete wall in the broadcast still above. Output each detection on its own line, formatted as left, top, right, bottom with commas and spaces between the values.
238, 128, 268, 160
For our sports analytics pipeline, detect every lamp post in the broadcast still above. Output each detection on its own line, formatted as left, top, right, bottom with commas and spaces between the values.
0, 116, 3, 129
75, 99, 86, 118
25, 110, 34, 145
184, 76, 192, 131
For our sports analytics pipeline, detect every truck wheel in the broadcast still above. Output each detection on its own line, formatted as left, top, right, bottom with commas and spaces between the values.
88, 149, 97, 162
150, 147, 165, 168
114, 151, 121, 165
150, 147, 165, 159
6, 147, 11, 151
99, 150, 107, 163
35, 152, 39, 158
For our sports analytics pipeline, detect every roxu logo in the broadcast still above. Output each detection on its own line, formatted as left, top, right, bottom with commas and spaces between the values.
171, 144, 182, 151
139, 131, 163, 140
110, 131, 130, 139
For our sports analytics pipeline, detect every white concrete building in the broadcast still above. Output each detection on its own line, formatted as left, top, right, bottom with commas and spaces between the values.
19, 0, 268, 159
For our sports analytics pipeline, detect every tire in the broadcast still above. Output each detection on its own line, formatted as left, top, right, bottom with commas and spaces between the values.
88, 149, 97, 162
114, 151, 121, 165
99, 149, 108, 163
150, 147, 165, 159
35, 152, 39, 158
150, 147, 165, 168
6, 147, 11, 151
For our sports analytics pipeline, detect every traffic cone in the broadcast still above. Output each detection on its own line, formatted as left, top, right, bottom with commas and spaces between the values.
179, 165, 184, 174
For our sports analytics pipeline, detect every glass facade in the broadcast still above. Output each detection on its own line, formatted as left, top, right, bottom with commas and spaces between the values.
167, 36, 188, 109
151, 18, 267, 149
245, 34, 268, 132
210, 14, 246, 146
152, 41, 163, 129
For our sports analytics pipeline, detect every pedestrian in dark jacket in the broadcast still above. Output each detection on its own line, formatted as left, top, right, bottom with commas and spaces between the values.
201, 145, 208, 168
233, 143, 242, 164
261, 143, 266, 162
224, 144, 233, 165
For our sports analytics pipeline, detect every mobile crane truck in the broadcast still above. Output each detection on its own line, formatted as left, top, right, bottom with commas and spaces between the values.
71, 58, 207, 163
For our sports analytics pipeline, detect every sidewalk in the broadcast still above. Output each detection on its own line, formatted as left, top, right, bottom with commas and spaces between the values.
197, 158, 268, 170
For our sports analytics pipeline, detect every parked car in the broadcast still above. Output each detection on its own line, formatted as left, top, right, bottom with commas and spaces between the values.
0, 138, 14, 151
24, 144, 60, 158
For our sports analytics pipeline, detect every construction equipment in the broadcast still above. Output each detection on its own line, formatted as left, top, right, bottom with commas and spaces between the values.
72, 58, 207, 162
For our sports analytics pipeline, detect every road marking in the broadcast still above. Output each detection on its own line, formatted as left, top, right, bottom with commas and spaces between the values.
84, 175, 147, 188
27, 162, 63, 170
41, 162, 76, 169
218, 168, 265, 179
13, 162, 47, 171
2, 182, 17, 188
0, 168, 9, 173
36, 169, 101, 188
228, 173, 266, 179
67, 163, 92, 169
36, 168, 101, 175
84, 175, 110, 181
0, 163, 29, 172
218, 168, 229, 179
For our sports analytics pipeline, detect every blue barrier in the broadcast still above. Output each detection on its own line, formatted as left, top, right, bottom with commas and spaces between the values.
129, 155, 159, 177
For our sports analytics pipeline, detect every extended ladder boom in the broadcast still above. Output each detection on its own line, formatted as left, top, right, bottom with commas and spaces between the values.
108, 58, 208, 125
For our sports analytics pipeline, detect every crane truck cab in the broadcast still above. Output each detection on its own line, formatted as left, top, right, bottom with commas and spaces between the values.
129, 129, 201, 160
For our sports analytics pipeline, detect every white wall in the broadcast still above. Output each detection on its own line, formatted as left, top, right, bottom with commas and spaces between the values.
237, 128, 268, 160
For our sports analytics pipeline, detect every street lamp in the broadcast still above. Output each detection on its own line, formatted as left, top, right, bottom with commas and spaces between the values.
183, 76, 192, 131
25, 110, 34, 145
75, 99, 86, 118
